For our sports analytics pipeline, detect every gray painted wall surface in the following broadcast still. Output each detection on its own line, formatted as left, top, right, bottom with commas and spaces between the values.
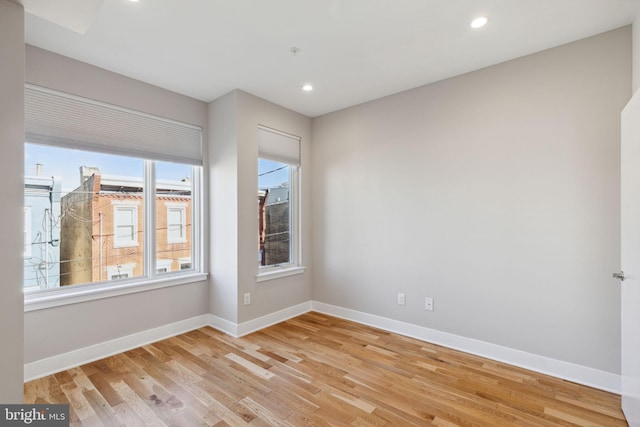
0, 0, 25, 402
311, 27, 630, 373
23, 46, 210, 364
236, 91, 312, 323
24, 282, 208, 363
634, 13, 640, 93
209, 90, 312, 324
209, 91, 240, 323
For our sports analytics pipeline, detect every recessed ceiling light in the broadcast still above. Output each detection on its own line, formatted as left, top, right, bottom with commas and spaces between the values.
302, 84, 313, 92
470, 16, 488, 29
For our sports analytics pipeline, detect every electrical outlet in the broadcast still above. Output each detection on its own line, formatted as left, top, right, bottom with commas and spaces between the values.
425, 297, 433, 311
244, 292, 251, 305
397, 292, 406, 305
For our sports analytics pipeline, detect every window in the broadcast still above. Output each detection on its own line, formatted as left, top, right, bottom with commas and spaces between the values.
259, 159, 293, 266
106, 263, 135, 281
257, 126, 302, 279
23, 84, 203, 296
156, 259, 172, 274
114, 204, 139, 248
166, 206, 187, 243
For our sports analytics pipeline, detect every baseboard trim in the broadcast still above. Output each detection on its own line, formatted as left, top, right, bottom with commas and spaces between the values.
23, 314, 210, 382
311, 301, 621, 394
237, 301, 313, 337
207, 301, 313, 338
24, 302, 621, 394
207, 313, 239, 337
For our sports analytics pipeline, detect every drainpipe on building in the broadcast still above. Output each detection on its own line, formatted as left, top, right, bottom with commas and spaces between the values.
44, 208, 49, 289
99, 212, 103, 282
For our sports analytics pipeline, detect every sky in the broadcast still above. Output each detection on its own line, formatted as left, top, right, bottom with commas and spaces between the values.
26, 144, 291, 192
25, 143, 193, 192
259, 158, 290, 189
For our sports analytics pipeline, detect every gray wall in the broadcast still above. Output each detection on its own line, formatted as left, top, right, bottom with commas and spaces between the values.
0, 0, 25, 402
209, 90, 312, 324
209, 91, 240, 323
634, 13, 640, 93
311, 27, 631, 373
23, 46, 210, 363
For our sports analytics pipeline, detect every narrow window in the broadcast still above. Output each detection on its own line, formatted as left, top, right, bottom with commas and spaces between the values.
257, 126, 301, 274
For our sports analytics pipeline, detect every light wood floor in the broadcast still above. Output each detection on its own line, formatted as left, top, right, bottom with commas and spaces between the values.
25, 312, 627, 426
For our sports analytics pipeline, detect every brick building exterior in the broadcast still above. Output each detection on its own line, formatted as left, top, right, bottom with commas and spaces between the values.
60, 170, 192, 286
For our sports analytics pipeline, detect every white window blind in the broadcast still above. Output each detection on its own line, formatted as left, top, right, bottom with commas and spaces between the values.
258, 125, 301, 166
24, 84, 203, 165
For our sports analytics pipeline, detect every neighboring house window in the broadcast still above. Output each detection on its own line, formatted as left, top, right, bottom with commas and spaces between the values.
166, 205, 187, 243
113, 204, 139, 247
179, 257, 192, 270
257, 126, 302, 277
106, 263, 135, 280
156, 258, 172, 274
23, 84, 203, 298
24, 207, 32, 258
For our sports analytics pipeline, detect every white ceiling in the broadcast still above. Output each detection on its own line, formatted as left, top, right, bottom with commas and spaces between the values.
24, 0, 640, 117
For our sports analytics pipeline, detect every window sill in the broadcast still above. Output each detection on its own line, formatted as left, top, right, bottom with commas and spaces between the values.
24, 272, 209, 312
256, 266, 305, 283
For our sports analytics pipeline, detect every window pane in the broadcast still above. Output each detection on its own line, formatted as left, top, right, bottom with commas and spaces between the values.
156, 161, 192, 274
24, 143, 144, 289
258, 158, 291, 267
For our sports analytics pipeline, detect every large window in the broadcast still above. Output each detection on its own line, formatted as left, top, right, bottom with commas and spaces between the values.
257, 126, 301, 276
24, 144, 200, 290
24, 84, 202, 294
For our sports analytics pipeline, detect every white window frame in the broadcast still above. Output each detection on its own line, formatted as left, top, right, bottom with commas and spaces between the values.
256, 161, 304, 282
23, 155, 205, 311
23, 85, 205, 312
113, 202, 139, 248
166, 203, 187, 244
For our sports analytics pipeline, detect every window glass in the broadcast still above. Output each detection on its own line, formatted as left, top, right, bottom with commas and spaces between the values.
24, 144, 144, 288
156, 161, 193, 274
24, 143, 199, 291
258, 158, 294, 267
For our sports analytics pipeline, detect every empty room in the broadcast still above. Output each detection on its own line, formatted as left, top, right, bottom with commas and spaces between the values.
2, 0, 640, 425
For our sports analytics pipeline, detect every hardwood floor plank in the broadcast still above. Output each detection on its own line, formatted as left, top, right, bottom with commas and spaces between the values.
25, 313, 627, 426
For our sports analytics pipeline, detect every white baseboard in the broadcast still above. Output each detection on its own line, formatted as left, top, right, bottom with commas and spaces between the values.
24, 314, 210, 382
208, 301, 313, 338
207, 313, 239, 337
311, 301, 621, 394
24, 301, 621, 394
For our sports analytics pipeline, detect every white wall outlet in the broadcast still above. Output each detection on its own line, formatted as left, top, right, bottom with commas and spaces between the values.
425, 297, 434, 311
397, 292, 406, 305
244, 292, 251, 305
